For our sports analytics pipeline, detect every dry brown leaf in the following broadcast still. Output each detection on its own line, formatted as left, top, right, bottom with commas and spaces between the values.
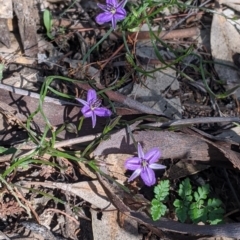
91, 210, 140, 240
166, 161, 209, 180
55, 181, 116, 210
220, 0, 240, 12
0, 0, 13, 19
96, 154, 132, 182
94, 130, 227, 163
0, 19, 11, 48
183, 127, 240, 170
79, 153, 132, 181
211, 6, 240, 89
13, 0, 38, 57
21, 181, 116, 211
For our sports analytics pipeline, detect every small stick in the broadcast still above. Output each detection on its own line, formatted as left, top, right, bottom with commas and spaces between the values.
143, 116, 240, 128
53, 133, 101, 148
0, 133, 101, 162
0, 83, 77, 106
45, 208, 79, 225
128, 27, 200, 40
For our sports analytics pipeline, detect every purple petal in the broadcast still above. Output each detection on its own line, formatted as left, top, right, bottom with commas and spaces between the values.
96, 12, 113, 24
144, 147, 161, 164
149, 163, 166, 170
97, 3, 108, 11
87, 89, 97, 102
117, 0, 127, 8
137, 143, 144, 159
141, 168, 156, 186
115, 8, 126, 20
94, 107, 112, 117
125, 157, 141, 170
81, 106, 92, 118
76, 98, 88, 106
106, 0, 118, 7
91, 112, 97, 128
128, 168, 142, 182
111, 16, 117, 29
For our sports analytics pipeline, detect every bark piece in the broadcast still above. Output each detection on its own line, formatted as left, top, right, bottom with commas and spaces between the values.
0, 19, 11, 48
94, 128, 239, 168
13, 0, 38, 57
211, 5, 240, 98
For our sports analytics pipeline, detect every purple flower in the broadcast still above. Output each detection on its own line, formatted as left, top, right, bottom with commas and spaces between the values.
95, 0, 127, 30
76, 89, 112, 128
125, 143, 166, 186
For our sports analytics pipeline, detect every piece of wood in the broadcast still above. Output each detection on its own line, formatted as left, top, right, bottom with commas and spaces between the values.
130, 211, 240, 238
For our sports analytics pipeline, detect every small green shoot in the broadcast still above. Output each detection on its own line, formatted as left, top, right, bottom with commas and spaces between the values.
174, 178, 225, 224
150, 180, 170, 221
173, 178, 192, 223
0, 146, 8, 154
43, 10, 54, 40
122, 2, 149, 31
